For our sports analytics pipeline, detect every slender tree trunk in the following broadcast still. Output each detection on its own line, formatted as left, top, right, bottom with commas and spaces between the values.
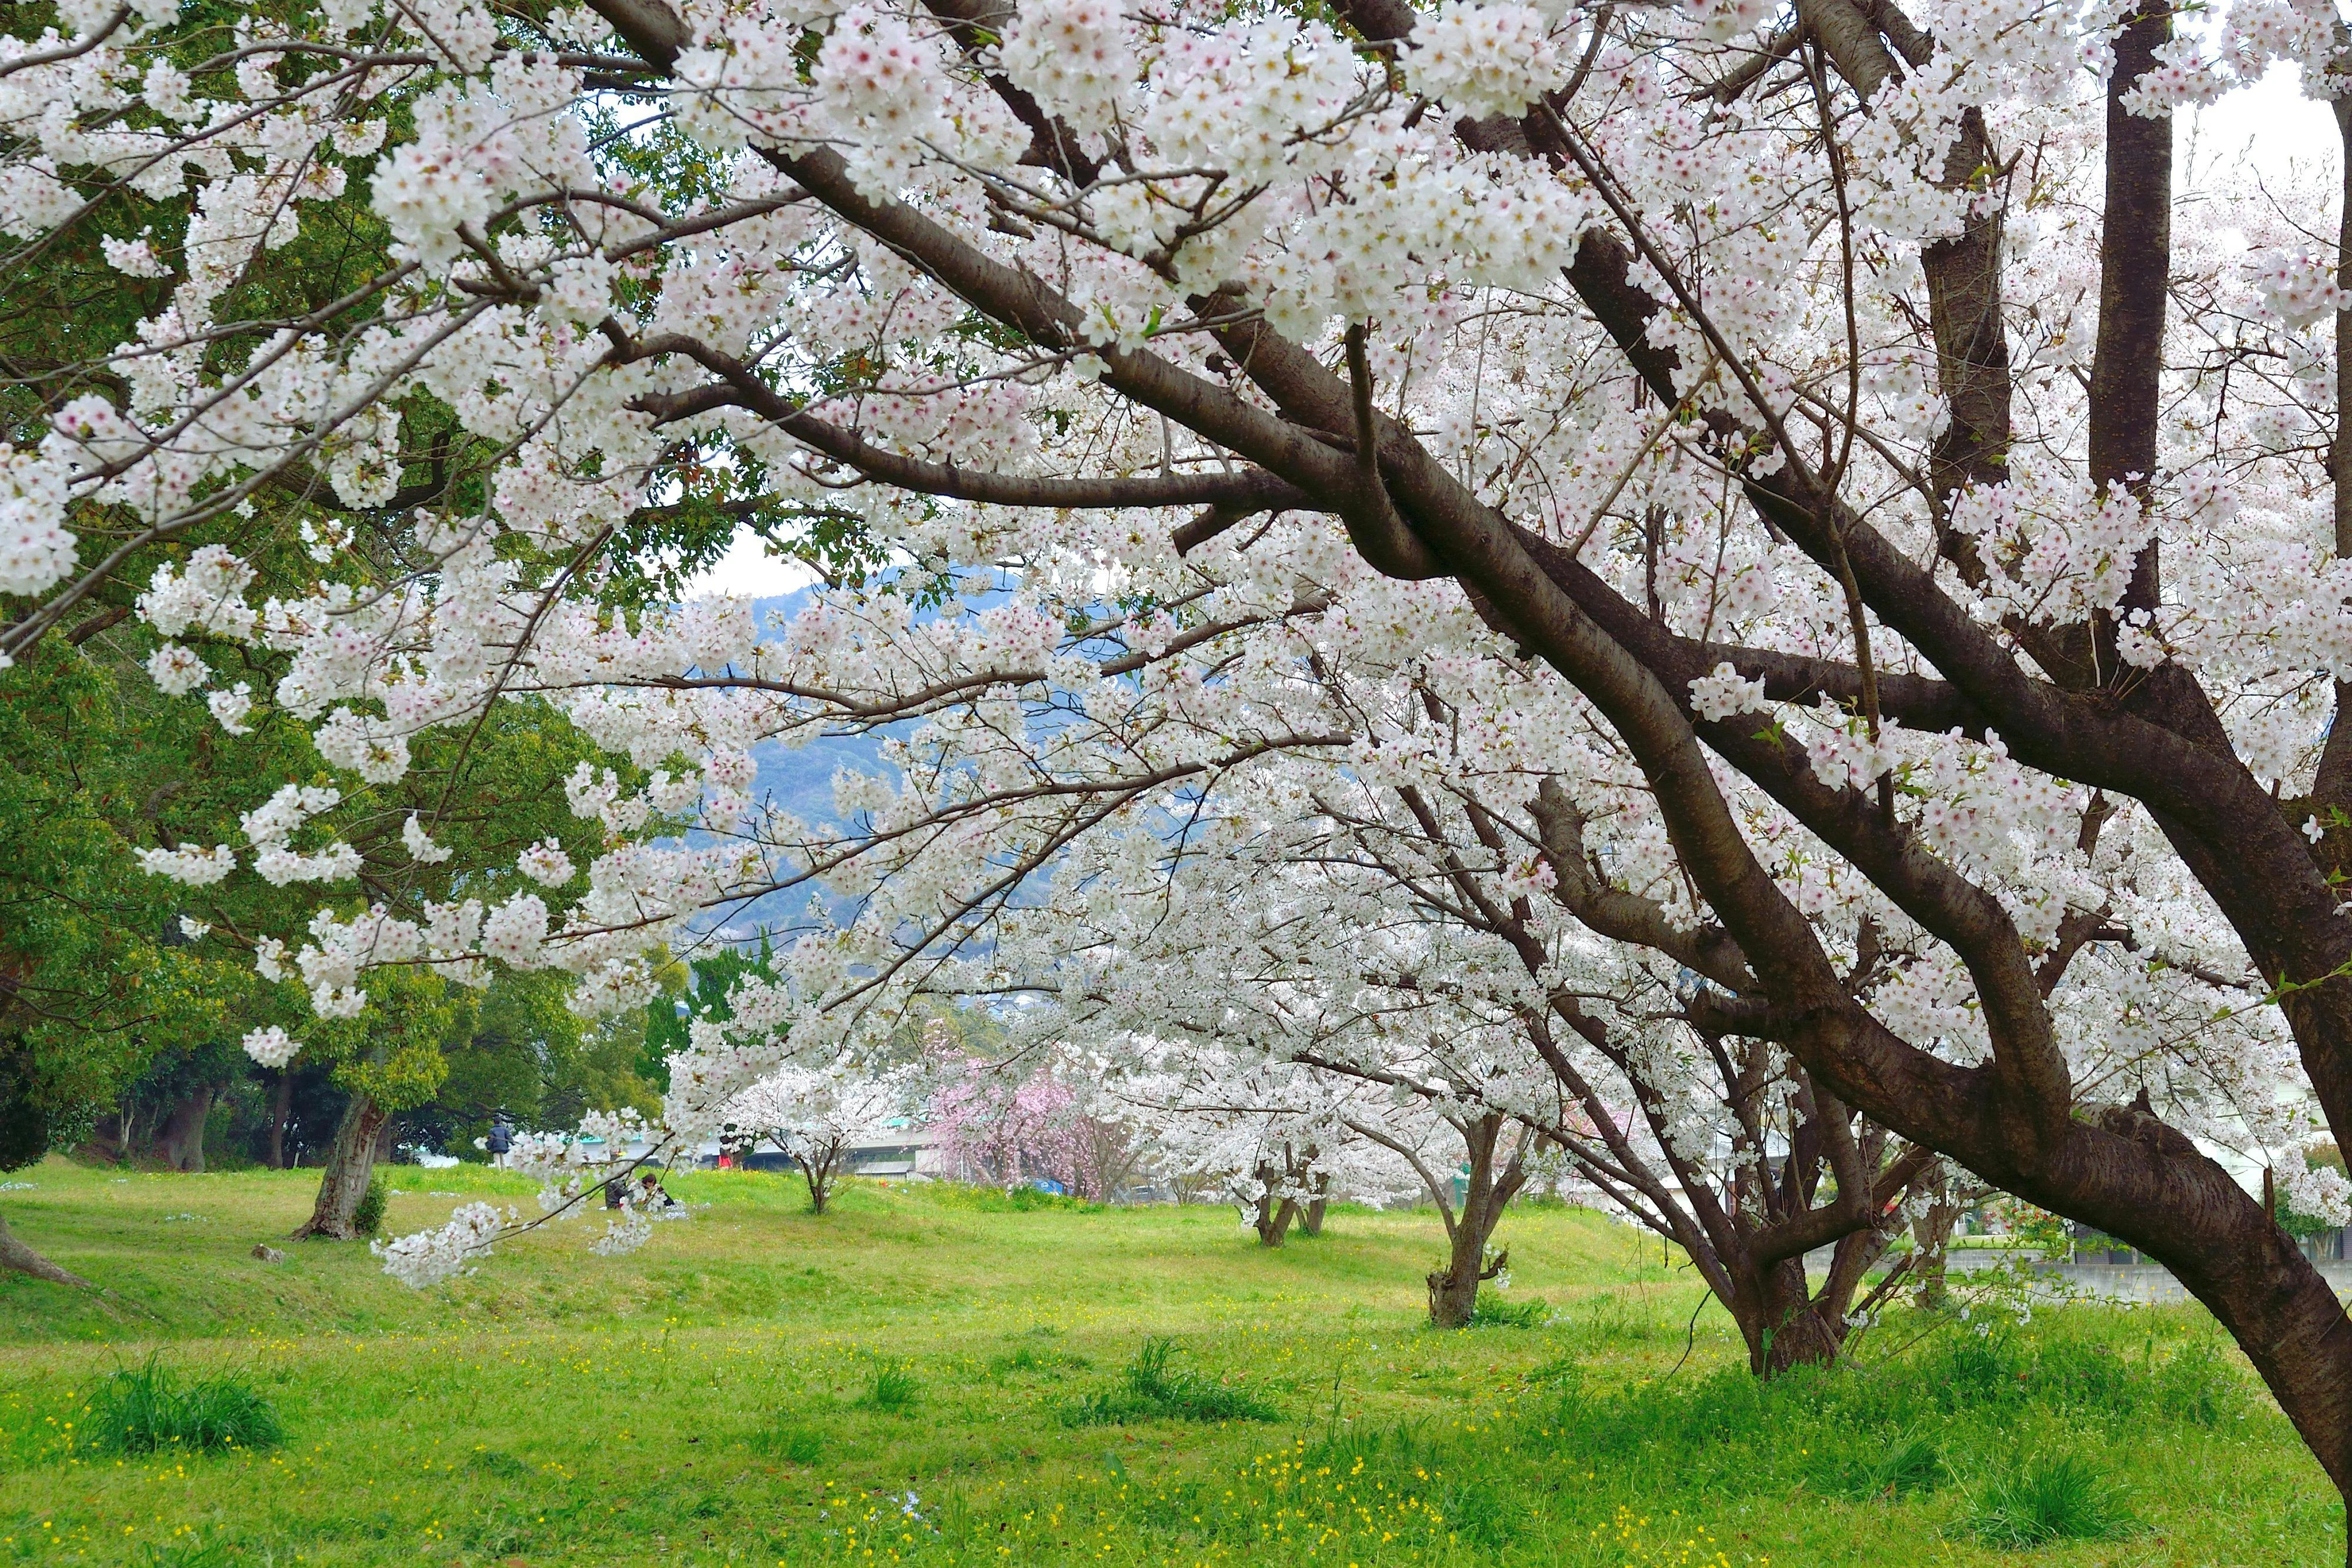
0, 1208, 90, 1287
1911, 1192, 1961, 1310
153, 1086, 213, 1174
295, 1094, 386, 1240
266, 1070, 292, 1169
800, 1142, 843, 1215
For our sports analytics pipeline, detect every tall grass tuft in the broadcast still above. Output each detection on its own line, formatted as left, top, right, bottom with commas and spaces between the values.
1967, 1452, 2133, 1546
1061, 1337, 1277, 1426
87, 1356, 283, 1456
861, 1361, 921, 1414
1821, 1427, 1944, 1500
747, 1422, 827, 1463
1465, 1293, 1553, 1329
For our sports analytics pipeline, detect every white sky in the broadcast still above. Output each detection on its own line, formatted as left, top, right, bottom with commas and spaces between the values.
683, 523, 820, 600
2185, 64, 2338, 188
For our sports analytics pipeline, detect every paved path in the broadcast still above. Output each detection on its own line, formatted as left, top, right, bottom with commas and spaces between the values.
1802, 1247, 2352, 1305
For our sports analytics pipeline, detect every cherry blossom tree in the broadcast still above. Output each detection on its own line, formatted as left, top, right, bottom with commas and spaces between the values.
924, 1044, 1155, 1196
720, 1058, 913, 1211
19, 0, 2352, 1526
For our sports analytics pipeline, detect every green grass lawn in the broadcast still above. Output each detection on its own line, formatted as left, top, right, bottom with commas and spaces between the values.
0, 1158, 2336, 1566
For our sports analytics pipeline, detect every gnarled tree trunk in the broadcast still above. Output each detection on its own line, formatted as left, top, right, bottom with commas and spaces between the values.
295, 1093, 386, 1239
1423, 1113, 1531, 1328
1249, 1166, 1298, 1247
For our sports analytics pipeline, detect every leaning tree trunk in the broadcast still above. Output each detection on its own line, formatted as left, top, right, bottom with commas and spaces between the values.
153, 1086, 213, 1174
295, 1094, 386, 1239
0, 1209, 89, 1287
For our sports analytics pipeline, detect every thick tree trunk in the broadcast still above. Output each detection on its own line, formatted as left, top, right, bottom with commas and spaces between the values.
0, 1209, 90, 1287
1750, 1256, 1845, 1375
1301, 1185, 1329, 1238
1425, 1227, 1503, 1329
1248, 1162, 1298, 1246
266, 1070, 292, 1169
153, 1087, 213, 1174
295, 1094, 386, 1240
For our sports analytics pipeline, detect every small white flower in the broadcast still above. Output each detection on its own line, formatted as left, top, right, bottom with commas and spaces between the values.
403, 813, 453, 865
242, 1025, 302, 1069
515, 839, 576, 887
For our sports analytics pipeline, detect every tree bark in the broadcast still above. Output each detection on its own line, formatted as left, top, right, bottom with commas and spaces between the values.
1301, 1174, 1330, 1238
1248, 1159, 1298, 1246
1745, 1255, 1846, 1374
295, 1093, 386, 1240
0, 1208, 90, 1287
266, 1069, 292, 1169
1426, 1233, 1504, 1329
798, 1139, 845, 1214
153, 1086, 213, 1174
1911, 1191, 1962, 1310
1425, 1114, 1528, 1328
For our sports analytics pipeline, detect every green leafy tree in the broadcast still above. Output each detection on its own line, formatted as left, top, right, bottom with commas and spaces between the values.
415, 970, 659, 1161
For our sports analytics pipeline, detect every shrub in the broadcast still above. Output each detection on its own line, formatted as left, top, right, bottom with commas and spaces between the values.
352, 1173, 389, 1237
87, 1357, 284, 1455
861, 1362, 921, 1414
1060, 1338, 1277, 1426
1932, 1329, 2030, 1409
1967, 1452, 2133, 1547
130, 1536, 235, 1568
2149, 1339, 2244, 1426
